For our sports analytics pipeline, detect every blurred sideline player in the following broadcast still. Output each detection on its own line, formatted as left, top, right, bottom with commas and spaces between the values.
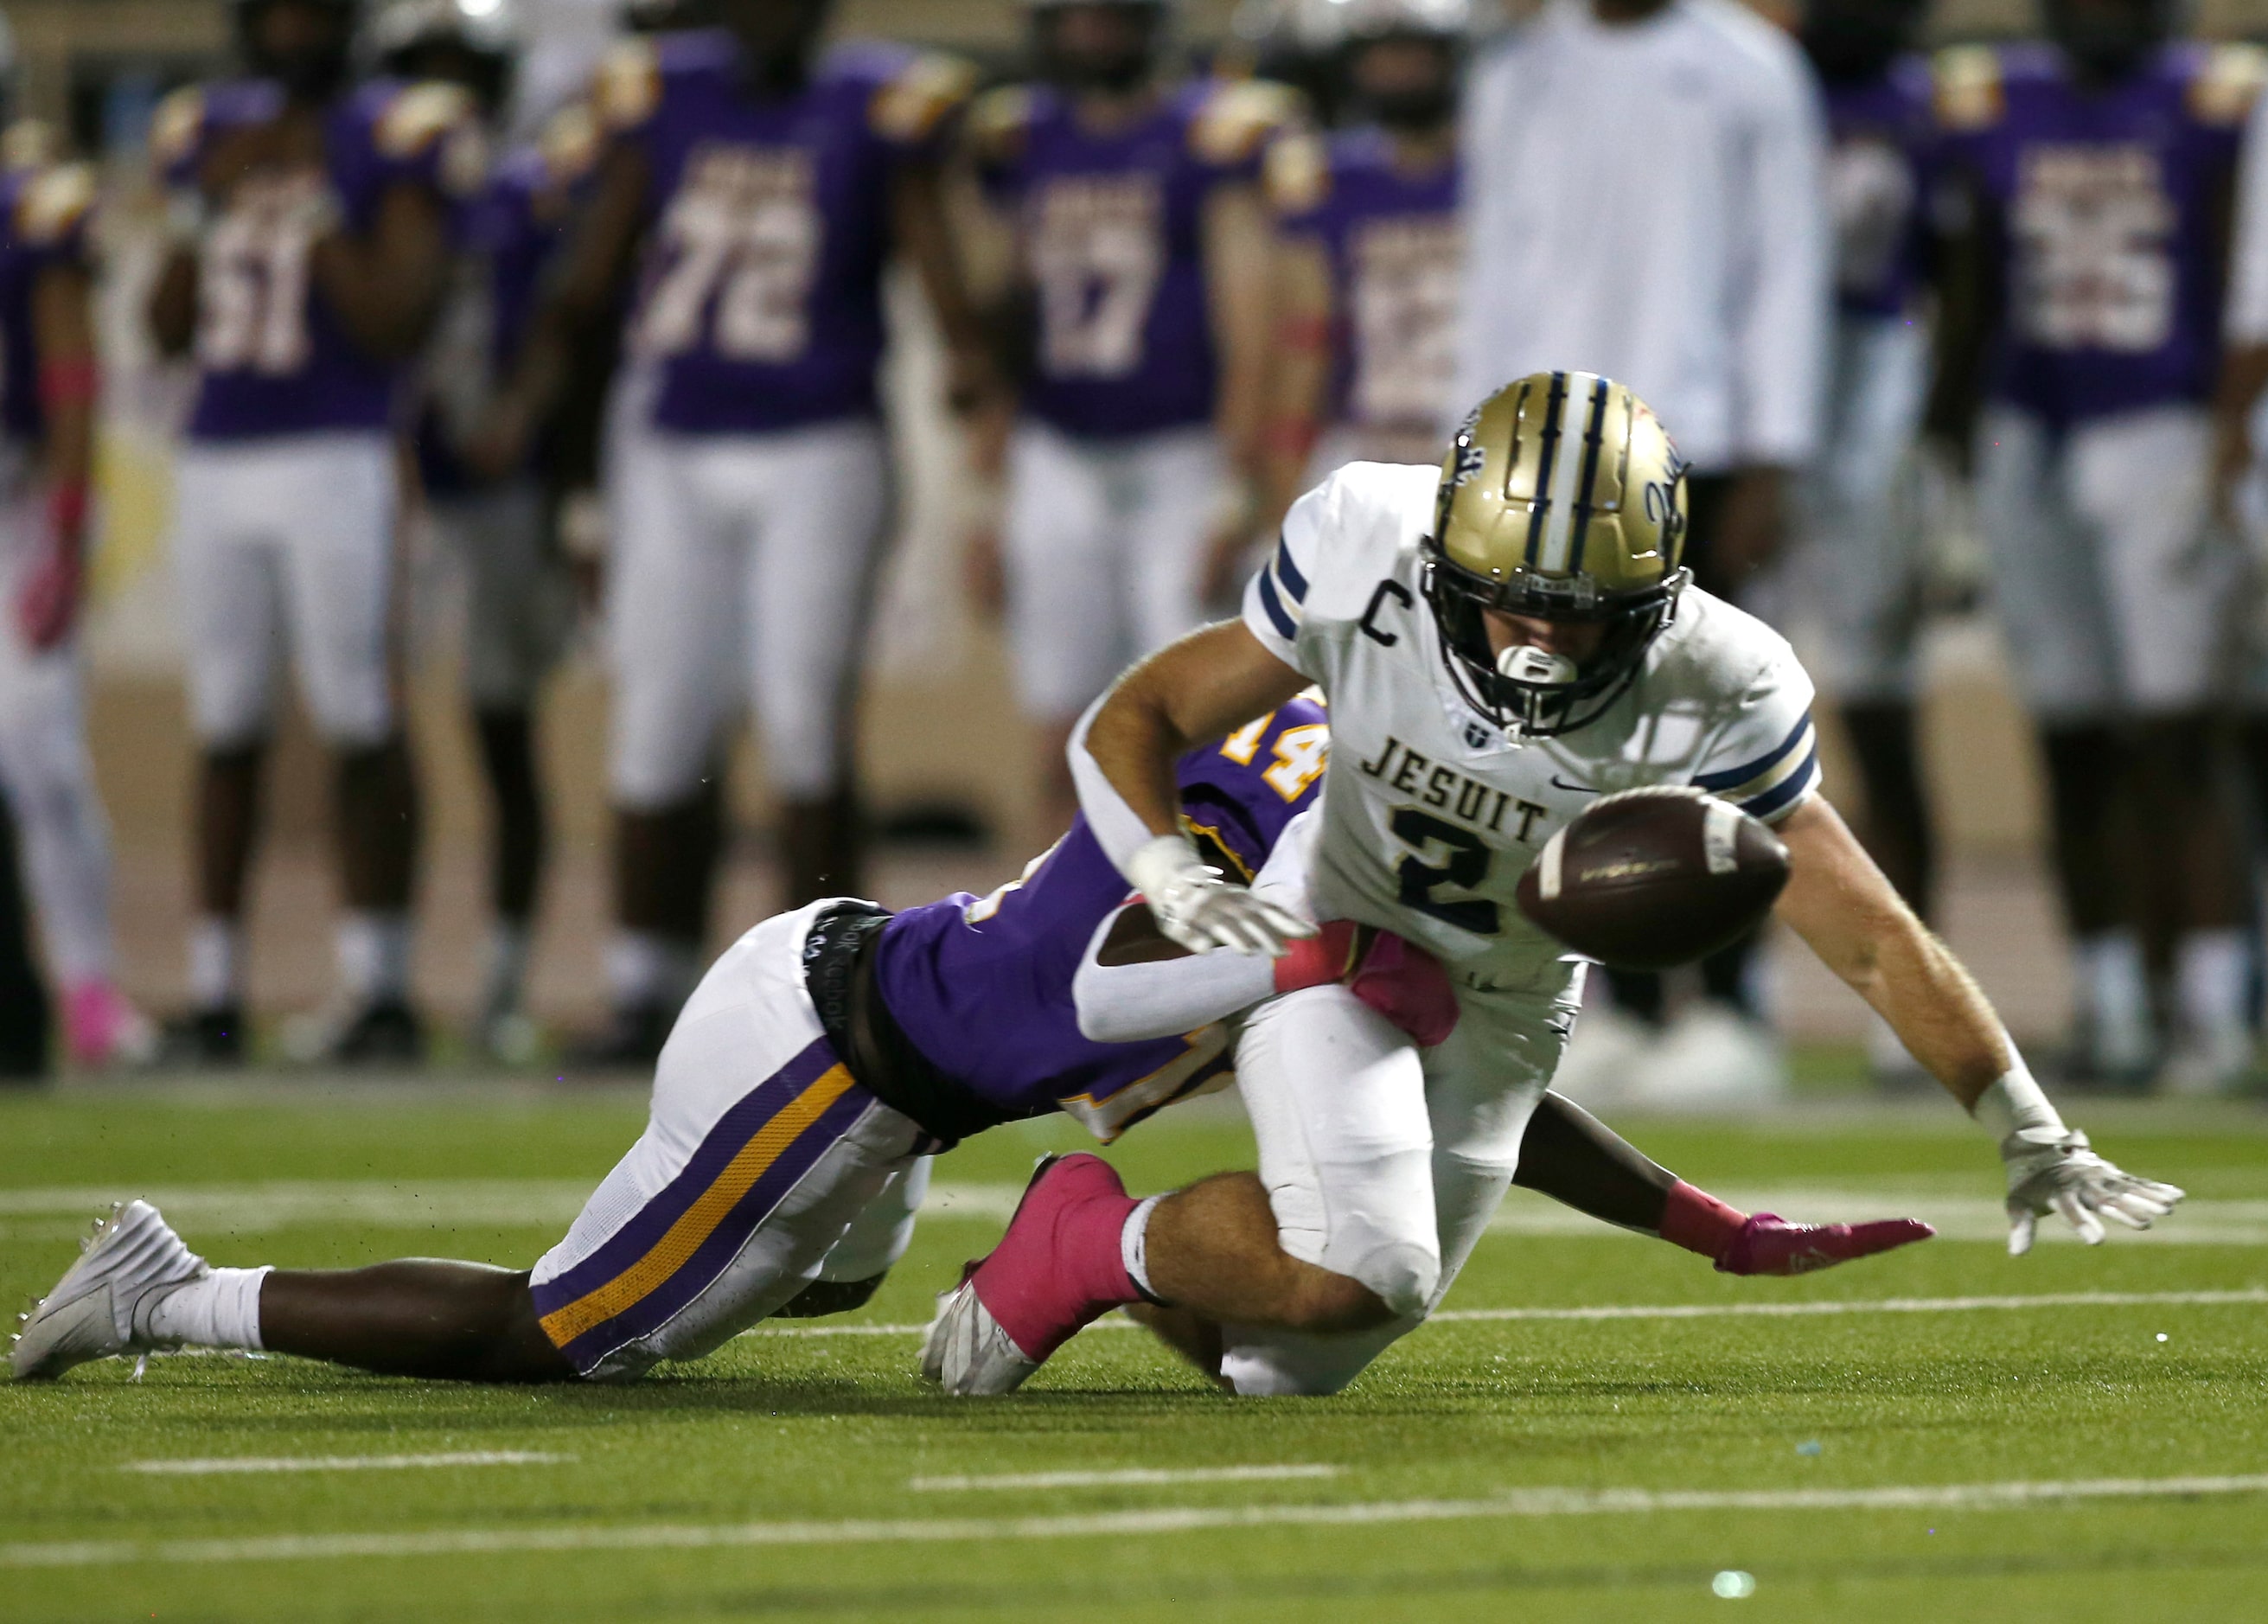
0, 63, 152, 1071
1259, 0, 1465, 530
960, 0, 1292, 837
475, 0, 995, 1065
16, 702, 1928, 1384
148, 0, 478, 1064
377, 0, 588, 1061
1454, 0, 1832, 1102
1929, 0, 2261, 1089
924, 372, 2182, 1399
1775, 0, 1940, 1087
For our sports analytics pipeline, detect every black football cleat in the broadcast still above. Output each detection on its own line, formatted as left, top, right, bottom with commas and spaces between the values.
323, 1000, 426, 1067
157, 1006, 246, 1067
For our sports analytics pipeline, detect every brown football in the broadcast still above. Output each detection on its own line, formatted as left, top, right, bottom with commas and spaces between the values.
1515, 786, 1791, 969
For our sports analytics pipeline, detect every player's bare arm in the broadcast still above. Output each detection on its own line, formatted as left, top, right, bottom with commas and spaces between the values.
1255, 230, 1333, 540
308, 177, 453, 361
1200, 182, 1275, 591
147, 247, 199, 358
892, 159, 997, 415
17, 254, 97, 649
1923, 163, 2000, 471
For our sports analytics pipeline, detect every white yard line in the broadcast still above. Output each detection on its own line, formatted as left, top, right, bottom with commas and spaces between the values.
910, 1465, 1341, 1493
123, 1452, 572, 1477
741, 1286, 2268, 1340
9, 1474, 2265, 1568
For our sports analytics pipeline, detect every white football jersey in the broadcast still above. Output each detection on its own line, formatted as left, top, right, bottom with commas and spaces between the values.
1243, 461, 1822, 994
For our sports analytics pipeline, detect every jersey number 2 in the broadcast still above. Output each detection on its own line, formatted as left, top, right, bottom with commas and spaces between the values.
1390, 808, 1498, 936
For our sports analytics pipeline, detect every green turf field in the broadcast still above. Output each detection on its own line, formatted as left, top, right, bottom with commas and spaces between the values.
3, 1079, 2265, 1622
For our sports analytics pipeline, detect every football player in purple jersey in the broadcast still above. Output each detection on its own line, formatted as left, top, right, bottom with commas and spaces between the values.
1928, 0, 2263, 1089
961, 0, 1295, 843
0, 52, 154, 1073
1260, 0, 1465, 528
1776, 0, 1942, 1088
14, 700, 1927, 1384
147, 0, 482, 1065
471, 0, 998, 1066
375, 0, 589, 1062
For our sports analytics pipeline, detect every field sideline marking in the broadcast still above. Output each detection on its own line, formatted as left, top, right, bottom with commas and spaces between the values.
910, 1465, 1340, 1493
740, 1287, 2268, 1339
122, 1452, 571, 1477
8, 1474, 2265, 1568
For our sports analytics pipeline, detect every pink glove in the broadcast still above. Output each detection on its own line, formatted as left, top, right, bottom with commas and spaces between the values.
1274, 920, 1460, 1047
1715, 1212, 1936, 1276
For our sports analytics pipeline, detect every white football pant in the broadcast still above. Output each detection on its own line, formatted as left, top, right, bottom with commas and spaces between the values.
171, 432, 399, 748
0, 476, 117, 986
1779, 311, 1930, 703
1219, 976, 1576, 1397
1005, 421, 1223, 720
1977, 404, 2237, 721
607, 419, 888, 808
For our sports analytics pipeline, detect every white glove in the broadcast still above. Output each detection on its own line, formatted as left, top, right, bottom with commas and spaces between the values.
1126, 834, 1316, 958
1999, 1126, 2186, 1256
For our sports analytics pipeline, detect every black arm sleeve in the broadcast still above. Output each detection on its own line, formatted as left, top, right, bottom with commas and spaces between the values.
1511, 1090, 1677, 1235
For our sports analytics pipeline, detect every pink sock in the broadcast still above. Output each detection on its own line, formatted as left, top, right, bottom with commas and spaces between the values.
1659, 1180, 1748, 1264
978, 1164, 1146, 1359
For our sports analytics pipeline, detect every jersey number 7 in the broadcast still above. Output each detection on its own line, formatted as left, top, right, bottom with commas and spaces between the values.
1390, 808, 1498, 936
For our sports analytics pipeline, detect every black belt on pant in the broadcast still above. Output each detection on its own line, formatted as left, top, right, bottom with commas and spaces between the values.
801, 901, 996, 1151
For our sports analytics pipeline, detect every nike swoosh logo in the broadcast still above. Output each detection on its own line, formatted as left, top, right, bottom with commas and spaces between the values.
1549, 775, 1598, 795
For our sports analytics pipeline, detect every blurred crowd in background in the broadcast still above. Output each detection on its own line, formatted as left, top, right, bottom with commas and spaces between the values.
5, 0, 2268, 1105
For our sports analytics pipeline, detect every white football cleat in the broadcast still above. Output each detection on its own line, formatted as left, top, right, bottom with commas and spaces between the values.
11, 1201, 208, 1381
920, 1271, 1039, 1397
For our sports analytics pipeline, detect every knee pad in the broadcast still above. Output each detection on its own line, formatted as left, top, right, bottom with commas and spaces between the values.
1339, 1239, 1439, 1323
1219, 1317, 1415, 1398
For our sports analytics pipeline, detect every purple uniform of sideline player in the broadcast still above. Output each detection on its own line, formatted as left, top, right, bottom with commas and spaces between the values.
962, 0, 1294, 840
1931, 16, 2264, 1087
477, 1, 995, 1066
14, 693, 1939, 1386
146, 0, 478, 1066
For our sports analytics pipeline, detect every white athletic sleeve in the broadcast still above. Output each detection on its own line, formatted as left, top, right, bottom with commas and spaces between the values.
2229, 93, 2268, 343
1690, 647, 1822, 825
1728, 53, 1831, 467
1071, 809, 1322, 1042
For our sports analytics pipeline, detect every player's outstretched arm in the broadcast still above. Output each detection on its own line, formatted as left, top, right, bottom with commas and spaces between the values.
1073, 622, 1314, 956
1774, 796, 2185, 1253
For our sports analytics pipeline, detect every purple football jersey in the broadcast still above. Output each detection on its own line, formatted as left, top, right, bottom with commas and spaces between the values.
1270, 127, 1459, 441
974, 79, 1294, 439
155, 78, 481, 442
0, 157, 96, 449
872, 697, 1330, 1142
416, 127, 594, 495
601, 32, 969, 436
1824, 56, 1935, 320
1939, 42, 2259, 423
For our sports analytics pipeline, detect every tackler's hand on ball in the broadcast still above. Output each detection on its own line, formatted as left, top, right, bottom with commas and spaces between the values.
1128, 834, 1315, 958
1998, 1127, 2185, 1256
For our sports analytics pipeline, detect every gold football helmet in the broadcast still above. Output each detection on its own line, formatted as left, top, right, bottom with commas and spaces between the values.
1422, 370, 1689, 738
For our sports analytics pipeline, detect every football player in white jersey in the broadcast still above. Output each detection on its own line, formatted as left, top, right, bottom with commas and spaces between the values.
925, 372, 2185, 1397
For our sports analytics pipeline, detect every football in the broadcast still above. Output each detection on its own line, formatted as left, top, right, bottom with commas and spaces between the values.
1515, 786, 1792, 969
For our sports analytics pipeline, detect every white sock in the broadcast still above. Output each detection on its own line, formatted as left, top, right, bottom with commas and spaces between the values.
485, 921, 531, 1010
188, 917, 240, 1010
1121, 1194, 1164, 1301
141, 1266, 271, 1351
2075, 930, 2152, 1063
2175, 928, 2252, 1046
606, 931, 699, 1010
336, 911, 412, 1003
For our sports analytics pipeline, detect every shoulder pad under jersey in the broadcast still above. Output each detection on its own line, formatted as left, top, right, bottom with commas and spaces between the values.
15, 162, 97, 248
2189, 43, 2268, 126
374, 80, 476, 157
540, 102, 602, 189
1263, 129, 1330, 217
1190, 79, 1303, 169
593, 37, 664, 134
870, 51, 978, 145
150, 86, 208, 171
967, 85, 1035, 164
1932, 44, 2004, 132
